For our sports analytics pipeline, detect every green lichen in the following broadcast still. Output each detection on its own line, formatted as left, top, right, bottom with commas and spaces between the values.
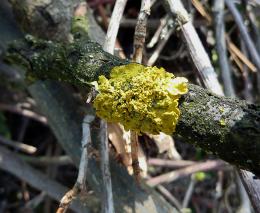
93, 63, 188, 135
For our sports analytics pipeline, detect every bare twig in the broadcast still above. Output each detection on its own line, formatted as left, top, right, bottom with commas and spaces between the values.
101, 1, 128, 211
236, 171, 251, 213
0, 135, 37, 154
191, 0, 212, 23
164, 0, 224, 95
213, 0, 235, 97
103, 0, 128, 54
0, 103, 47, 124
130, 131, 141, 183
147, 16, 168, 48
99, 120, 114, 213
156, 185, 182, 212
190, 0, 257, 74
21, 155, 72, 166
57, 115, 95, 213
23, 192, 46, 210
227, 38, 257, 73
148, 158, 195, 168
133, 0, 151, 63
147, 26, 174, 66
238, 170, 260, 213
182, 176, 196, 208
240, 38, 254, 102
147, 160, 226, 187
97, 4, 126, 59
130, 0, 151, 184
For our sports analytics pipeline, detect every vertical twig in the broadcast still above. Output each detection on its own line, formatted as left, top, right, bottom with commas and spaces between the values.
133, 0, 151, 63
131, 0, 151, 183
130, 131, 141, 183
100, 1, 128, 212
235, 171, 251, 213
182, 177, 196, 208
99, 120, 114, 213
213, 0, 235, 97
57, 115, 95, 213
103, 0, 128, 54
240, 39, 254, 102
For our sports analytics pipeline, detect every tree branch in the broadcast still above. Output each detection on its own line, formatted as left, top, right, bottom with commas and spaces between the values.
5, 38, 260, 176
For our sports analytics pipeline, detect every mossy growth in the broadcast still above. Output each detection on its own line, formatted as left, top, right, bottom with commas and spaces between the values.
93, 63, 188, 135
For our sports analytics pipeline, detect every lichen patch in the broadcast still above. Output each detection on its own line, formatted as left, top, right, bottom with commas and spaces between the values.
93, 63, 188, 135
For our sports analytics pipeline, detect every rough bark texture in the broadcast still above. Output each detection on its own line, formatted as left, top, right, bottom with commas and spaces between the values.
5, 38, 260, 176
6, 36, 127, 86
177, 85, 260, 176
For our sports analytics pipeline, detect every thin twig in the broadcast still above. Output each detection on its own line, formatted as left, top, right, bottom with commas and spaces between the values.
0, 135, 37, 154
57, 115, 95, 213
130, 0, 151, 184
235, 171, 251, 213
24, 192, 46, 210
103, 0, 128, 54
156, 185, 182, 212
99, 120, 114, 213
101, 1, 127, 211
21, 155, 72, 166
97, 4, 126, 59
133, 0, 151, 63
0, 103, 47, 124
240, 37, 254, 102
147, 27, 174, 66
227, 37, 257, 73
148, 158, 195, 168
182, 176, 196, 208
238, 170, 260, 213
130, 131, 141, 183
147, 160, 226, 187
213, 0, 235, 97
147, 16, 168, 48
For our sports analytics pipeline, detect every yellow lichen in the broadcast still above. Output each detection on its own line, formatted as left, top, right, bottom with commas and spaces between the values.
219, 119, 226, 126
93, 63, 188, 135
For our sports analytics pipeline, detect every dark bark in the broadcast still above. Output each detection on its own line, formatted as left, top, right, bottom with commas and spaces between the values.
5, 38, 260, 176
177, 84, 260, 176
